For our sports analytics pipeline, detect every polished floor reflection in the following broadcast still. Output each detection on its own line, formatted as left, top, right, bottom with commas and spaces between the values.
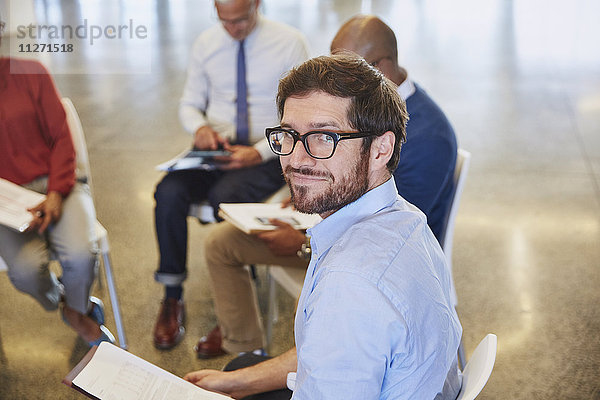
1, 0, 600, 399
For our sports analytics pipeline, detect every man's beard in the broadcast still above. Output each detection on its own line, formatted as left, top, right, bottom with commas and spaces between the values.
284, 154, 370, 216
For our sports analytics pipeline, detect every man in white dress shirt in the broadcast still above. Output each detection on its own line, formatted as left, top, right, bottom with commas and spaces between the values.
152, 0, 309, 350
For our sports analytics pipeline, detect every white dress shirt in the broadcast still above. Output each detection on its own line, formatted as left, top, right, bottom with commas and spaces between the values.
397, 75, 416, 101
179, 15, 309, 161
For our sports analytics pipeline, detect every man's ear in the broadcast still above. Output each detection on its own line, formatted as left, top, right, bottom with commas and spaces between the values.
370, 131, 395, 170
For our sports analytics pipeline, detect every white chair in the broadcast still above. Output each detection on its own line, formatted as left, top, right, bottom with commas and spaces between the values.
265, 265, 304, 345
62, 98, 127, 349
456, 333, 497, 400
188, 202, 218, 224
439, 149, 471, 368
440, 149, 471, 306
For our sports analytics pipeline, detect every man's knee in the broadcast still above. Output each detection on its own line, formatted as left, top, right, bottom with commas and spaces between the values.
206, 186, 235, 212
204, 222, 241, 267
207, 175, 263, 208
6, 257, 57, 309
155, 174, 189, 206
59, 250, 97, 284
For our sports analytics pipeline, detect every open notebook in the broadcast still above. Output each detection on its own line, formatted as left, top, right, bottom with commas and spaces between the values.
219, 202, 321, 234
63, 342, 231, 400
0, 178, 46, 233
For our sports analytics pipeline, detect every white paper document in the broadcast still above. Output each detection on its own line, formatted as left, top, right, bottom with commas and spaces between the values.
70, 342, 231, 400
0, 178, 46, 232
219, 203, 321, 234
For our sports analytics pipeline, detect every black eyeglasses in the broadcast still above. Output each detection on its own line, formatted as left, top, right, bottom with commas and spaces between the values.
265, 126, 375, 159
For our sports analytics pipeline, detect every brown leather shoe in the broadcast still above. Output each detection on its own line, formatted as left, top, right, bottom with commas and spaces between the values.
153, 298, 185, 349
194, 325, 227, 359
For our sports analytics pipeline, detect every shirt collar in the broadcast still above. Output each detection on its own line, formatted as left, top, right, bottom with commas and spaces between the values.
307, 178, 398, 257
397, 77, 415, 101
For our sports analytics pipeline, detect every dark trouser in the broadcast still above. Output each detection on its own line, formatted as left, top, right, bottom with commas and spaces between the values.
224, 353, 293, 400
154, 159, 284, 286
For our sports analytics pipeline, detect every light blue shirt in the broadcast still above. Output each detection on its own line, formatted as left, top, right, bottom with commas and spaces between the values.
293, 178, 462, 400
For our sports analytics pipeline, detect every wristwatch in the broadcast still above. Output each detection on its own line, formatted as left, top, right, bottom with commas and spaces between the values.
297, 234, 312, 260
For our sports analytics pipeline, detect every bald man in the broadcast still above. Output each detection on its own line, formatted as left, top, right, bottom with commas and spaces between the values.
193, 15, 458, 361
332, 15, 457, 241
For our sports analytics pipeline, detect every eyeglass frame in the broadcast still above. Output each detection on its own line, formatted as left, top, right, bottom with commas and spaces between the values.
265, 126, 376, 160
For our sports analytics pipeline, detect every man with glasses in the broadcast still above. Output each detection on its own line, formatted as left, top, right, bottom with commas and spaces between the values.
193, 15, 458, 362
185, 53, 462, 399
152, 0, 309, 350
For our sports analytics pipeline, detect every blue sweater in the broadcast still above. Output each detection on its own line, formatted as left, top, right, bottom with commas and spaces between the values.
393, 83, 457, 242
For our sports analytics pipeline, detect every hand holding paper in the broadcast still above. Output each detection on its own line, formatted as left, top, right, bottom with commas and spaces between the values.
64, 342, 232, 399
0, 178, 47, 233
218, 203, 321, 235
26, 191, 63, 234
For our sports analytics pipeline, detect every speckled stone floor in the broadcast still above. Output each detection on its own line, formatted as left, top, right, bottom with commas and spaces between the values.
1, 1, 599, 399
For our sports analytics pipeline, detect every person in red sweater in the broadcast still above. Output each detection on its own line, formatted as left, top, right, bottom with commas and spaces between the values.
0, 54, 114, 346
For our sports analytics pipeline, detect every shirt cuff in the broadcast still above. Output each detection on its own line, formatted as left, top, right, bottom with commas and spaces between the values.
255, 139, 276, 162
179, 104, 208, 135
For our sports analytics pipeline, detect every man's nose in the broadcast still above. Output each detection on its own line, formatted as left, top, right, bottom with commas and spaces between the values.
287, 139, 315, 166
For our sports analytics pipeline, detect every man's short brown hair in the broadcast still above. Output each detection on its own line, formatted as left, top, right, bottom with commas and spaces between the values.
276, 52, 408, 172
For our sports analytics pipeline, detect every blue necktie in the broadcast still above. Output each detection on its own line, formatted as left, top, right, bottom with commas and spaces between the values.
236, 40, 249, 145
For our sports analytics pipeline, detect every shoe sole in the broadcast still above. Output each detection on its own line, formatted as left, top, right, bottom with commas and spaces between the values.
195, 349, 227, 359
153, 326, 185, 350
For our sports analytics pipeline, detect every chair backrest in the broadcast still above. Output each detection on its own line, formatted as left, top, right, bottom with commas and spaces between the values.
456, 333, 497, 400
61, 98, 93, 191
439, 149, 471, 306
440, 148, 471, 263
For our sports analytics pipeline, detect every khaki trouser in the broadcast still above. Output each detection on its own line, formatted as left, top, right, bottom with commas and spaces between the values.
204, 221, 308, 353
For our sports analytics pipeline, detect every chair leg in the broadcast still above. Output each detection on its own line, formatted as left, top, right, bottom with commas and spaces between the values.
95, 259, 104, 290
265, 267, 278, 351
458, 338, 467, 371
101, 250, 127, 350
249, 265, 258, 284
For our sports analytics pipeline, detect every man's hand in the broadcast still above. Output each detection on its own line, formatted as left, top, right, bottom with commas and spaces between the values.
27, 191, 64, 234
194, 125, 228, 150
185, 347, 296, 398
184, 369, 249, 399
256, 220, 305, 256
280, 196, 293, 209
214, 144, 262, 170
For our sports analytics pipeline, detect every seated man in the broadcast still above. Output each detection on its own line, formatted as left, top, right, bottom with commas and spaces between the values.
185, 52, 462, 399
194, 15, 457, 359
152, 0, 309, 349
0, 56, 113, 347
